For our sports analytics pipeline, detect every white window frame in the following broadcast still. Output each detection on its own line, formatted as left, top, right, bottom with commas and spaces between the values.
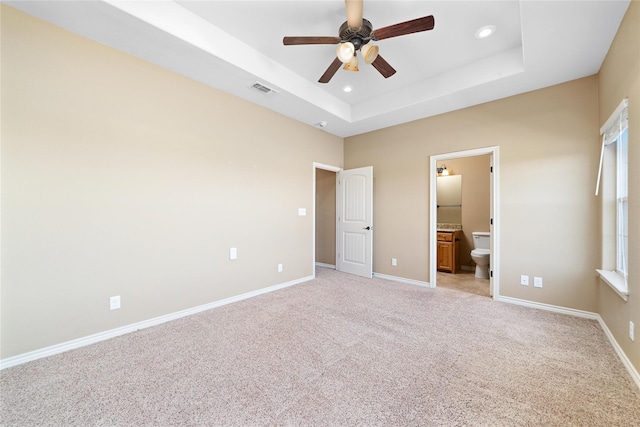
596, 99, 629, 300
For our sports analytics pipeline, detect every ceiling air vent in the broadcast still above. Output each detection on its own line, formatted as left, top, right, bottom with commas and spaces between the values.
250, 82, 277, 96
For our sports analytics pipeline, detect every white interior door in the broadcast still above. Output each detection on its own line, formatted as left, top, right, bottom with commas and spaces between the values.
336, 166, 373, 278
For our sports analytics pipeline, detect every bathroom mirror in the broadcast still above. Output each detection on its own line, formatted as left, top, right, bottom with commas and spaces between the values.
437, 175, 462, 224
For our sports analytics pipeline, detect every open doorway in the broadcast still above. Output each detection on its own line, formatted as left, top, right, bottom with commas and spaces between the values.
313, 162, 340, 275
315, 166, 337, 269
429, 147, 500, 298
313, 163, 374, 279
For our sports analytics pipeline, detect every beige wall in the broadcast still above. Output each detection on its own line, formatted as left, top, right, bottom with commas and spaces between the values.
597, 1, 640, 372
0, 6, 343, 359
315, 169, 336, 265
438, 156, 491, 268
345, 76, 600, 311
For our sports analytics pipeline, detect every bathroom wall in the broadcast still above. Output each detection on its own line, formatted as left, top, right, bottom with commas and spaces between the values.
439, 156, 491, 268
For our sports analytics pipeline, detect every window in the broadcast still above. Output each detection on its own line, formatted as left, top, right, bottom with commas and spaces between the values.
596, 99, 628, 300
616, 128, 628, 277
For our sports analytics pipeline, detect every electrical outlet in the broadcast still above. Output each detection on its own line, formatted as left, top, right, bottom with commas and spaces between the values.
520, 275, 529, 286
110, 295, 121, 310
391, 258, 397, 266
278, 263, 283, 273
534, 277, 543, 288
630, 321, 635, 341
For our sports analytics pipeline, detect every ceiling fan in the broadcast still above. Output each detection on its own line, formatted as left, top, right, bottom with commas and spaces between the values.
283, 0, 435, 83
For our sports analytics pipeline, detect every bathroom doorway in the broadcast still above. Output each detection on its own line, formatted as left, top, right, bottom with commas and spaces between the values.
429, 147, 499, 298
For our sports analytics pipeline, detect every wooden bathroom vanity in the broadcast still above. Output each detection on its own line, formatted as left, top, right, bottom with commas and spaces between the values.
437, 229, 462, 273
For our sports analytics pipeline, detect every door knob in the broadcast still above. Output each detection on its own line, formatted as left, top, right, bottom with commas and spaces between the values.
363, 226, 371, 230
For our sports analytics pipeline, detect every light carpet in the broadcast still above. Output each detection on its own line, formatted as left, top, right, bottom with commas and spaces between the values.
1, 268, 639, 426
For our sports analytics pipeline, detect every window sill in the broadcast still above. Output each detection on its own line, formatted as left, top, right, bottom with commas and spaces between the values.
596, 269, 629, 301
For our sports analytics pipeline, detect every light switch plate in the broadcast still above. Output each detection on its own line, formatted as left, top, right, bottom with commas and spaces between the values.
110, 295, 121, 310
520, 275, 529, 286
534, 277, 543, 288
229, 247, 237, 260
298, 208, 306, 216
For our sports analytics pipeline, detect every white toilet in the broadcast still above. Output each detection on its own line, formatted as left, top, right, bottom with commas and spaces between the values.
471, 232, 491, 279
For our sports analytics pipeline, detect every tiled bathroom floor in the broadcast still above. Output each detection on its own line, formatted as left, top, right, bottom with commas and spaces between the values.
436, 270, 491, 297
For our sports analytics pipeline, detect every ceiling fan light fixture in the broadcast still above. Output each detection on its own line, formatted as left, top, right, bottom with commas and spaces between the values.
361, 44, 379, 64
283, 3, 436, 83
336, 42, 355, 63
343, 55, 359, 72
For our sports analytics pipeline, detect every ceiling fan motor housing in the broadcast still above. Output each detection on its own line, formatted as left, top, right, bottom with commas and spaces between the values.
339, 19, 373, 50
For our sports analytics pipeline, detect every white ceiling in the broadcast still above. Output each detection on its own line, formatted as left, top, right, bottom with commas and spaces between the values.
7, 0, 630, 137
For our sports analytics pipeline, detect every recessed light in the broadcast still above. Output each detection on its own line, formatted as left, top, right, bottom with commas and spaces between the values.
475, 25, 496, 39
343, 85, 354, 93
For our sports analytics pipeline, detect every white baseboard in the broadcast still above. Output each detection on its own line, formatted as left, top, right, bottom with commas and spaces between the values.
496, 295, 640, 390
315, 262, 336, 269
373, 272, 432, 288
595, 314, 640, 390
494, 295, 599, 319
0, 275, 313, 370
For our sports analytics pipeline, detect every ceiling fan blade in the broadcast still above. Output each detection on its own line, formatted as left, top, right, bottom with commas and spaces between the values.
371, 55, 396, 78
345, 0, 363, 29
283, 36, 341, 45
372, 15, 435, 41
318, 57, 343, 84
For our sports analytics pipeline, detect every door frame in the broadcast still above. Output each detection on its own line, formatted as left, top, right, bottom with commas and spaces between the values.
313, 162, 342, 278
429, 147, 500, 298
